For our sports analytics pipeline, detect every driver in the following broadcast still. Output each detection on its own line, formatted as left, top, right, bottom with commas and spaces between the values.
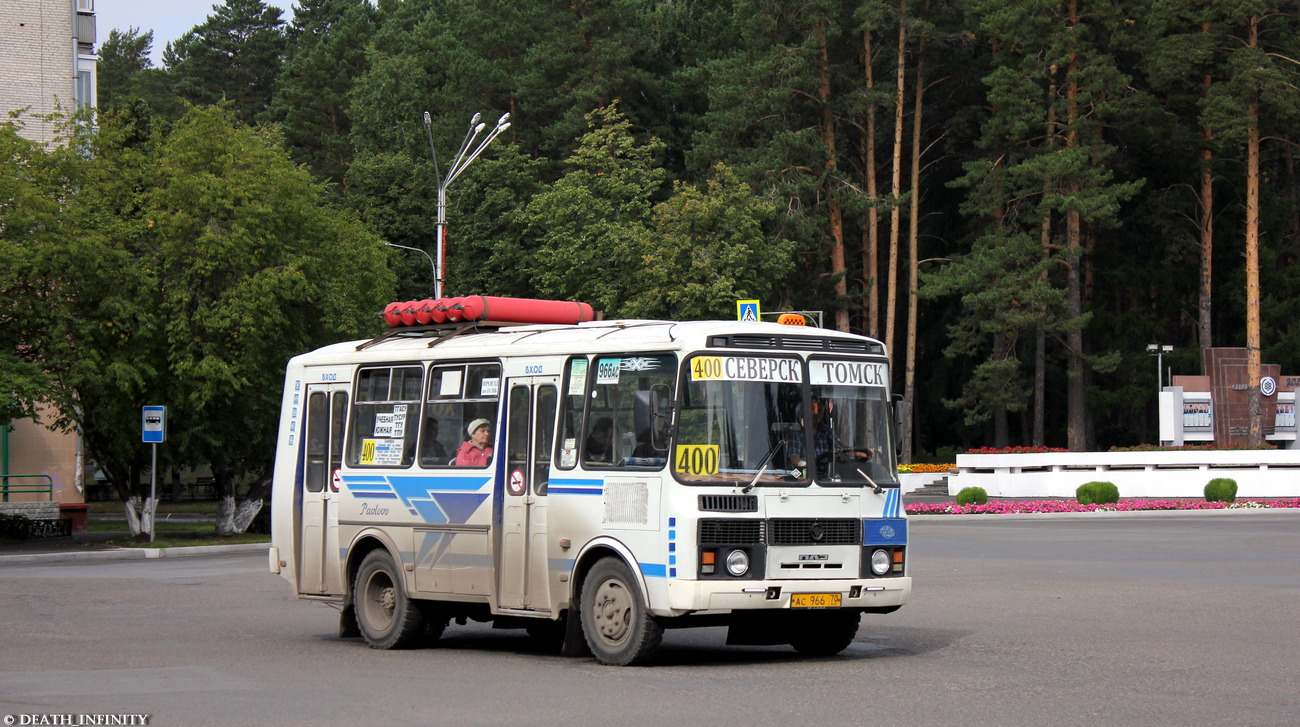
788, 397, 871, 470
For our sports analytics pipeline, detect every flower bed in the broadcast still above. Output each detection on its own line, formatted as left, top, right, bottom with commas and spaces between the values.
963, 446, 1069, 455
905, 497, 1300, 516
897, 463, 955, 474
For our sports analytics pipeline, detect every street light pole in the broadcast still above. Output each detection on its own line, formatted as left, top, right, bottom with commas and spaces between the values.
423, 111, 511, 299
384, 242, 436, 289
1146, 343, 1173, 390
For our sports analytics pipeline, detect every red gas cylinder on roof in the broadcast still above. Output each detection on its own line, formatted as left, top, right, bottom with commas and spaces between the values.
382, 296, 596, 327
383, 301, 404, 327
413, 299, 437, 325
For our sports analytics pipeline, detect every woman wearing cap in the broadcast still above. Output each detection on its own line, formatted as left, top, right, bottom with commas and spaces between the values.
456, 418, 494, 466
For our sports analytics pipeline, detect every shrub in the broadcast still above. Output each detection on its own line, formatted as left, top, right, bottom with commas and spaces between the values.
955, 486, 988, 506
1077, 481, 1119, 505
1204, 478, 1238, 503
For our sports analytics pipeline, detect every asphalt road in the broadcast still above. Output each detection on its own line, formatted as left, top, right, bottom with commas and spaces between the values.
0, 511, 1296, 727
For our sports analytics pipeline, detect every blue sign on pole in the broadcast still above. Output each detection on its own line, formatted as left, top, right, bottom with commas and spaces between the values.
737, 300, 760, 322
142, 406, 166, 444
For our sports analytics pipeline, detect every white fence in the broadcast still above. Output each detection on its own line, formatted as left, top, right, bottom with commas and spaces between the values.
949, 450, 1300, 499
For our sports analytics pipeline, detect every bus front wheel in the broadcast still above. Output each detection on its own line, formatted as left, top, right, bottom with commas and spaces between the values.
354, 550, 426, 649
580, 557, 663, 666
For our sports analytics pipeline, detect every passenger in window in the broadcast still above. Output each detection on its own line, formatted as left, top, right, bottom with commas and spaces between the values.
456, 418, 494, 466
423, 417, 448, 464
585, 417, 614, 463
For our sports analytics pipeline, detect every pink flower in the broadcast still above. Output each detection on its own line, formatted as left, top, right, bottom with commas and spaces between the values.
904, 498, 1300, 515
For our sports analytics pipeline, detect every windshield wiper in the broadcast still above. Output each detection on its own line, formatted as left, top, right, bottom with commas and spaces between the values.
742, 440, 787, 493
855, 467, 884, 494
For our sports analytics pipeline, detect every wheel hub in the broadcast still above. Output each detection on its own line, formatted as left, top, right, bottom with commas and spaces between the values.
593, 579, 631, 644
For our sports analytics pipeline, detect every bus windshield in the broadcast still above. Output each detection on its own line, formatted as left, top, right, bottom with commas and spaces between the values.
675, 355, 807, 486
803, 358, 898, 486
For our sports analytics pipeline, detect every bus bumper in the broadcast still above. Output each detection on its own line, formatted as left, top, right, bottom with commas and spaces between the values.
663, 576, 911, 614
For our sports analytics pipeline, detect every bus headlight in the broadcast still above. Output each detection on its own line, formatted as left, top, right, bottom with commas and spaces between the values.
870, 549, 891, 576
725, 549, 750, 577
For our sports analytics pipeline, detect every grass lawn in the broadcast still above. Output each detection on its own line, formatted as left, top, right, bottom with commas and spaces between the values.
87, 500, 222, 515
83, 503, 269, 547
100, 532, 269, 548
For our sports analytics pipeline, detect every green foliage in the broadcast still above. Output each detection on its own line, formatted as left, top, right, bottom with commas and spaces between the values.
1204, 478, 1238, 503
64, 0, 1300, 462
144, 105, 392, 482
525, 103, 667, 314
0, 119, 63, 425
955, 487, 988, 506
267, 0, 376, 190
10, 105, 391, 518
622, 164, 796, 320
164, 0, 287, 125
1076, 481, 1120, 505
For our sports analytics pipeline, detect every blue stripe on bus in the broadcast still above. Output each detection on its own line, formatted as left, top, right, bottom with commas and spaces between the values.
339, 474, 492, 525
549, 478, 604, 495
882, 488, 902, 518
640, 563, 667, 578
549, 487, 604, 495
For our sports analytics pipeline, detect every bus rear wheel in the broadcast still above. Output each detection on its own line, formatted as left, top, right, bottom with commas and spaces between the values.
789, 609, 861, 657
354, 550, 426, 649
580, 557, 663, 666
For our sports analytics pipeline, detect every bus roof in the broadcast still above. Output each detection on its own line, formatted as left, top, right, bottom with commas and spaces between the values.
289, 319, 887, 368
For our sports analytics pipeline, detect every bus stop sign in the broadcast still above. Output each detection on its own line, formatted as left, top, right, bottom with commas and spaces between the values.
142, 406, 166, 443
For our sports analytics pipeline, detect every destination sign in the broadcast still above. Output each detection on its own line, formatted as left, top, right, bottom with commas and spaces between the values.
809, 360, 888, 388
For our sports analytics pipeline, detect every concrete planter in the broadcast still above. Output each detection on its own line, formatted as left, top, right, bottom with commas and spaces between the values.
950, 450, 1300, 498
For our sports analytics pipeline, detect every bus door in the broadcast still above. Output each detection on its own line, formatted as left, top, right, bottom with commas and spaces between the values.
498, 376, 559, 611
298, 383, 348, 596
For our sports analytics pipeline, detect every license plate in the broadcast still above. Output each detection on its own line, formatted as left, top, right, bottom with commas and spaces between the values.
790, 592, 842, 609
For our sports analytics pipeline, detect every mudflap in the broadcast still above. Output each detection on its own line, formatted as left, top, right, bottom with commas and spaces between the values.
725, 611, 791, 646
560, 610, 592, 658
339, 602, 360, 639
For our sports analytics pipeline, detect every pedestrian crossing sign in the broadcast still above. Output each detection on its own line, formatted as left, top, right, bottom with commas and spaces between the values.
737, 300, 760, 322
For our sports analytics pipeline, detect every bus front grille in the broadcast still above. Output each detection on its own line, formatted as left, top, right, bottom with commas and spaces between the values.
698, 494, 759, 512
768, 518, 861, 546
698, 519, 764, 545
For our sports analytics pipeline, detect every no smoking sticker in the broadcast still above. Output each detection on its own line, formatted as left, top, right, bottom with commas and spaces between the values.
508, 469, 526, 495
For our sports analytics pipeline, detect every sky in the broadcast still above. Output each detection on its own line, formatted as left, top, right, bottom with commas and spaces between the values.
94, 0, 297, 67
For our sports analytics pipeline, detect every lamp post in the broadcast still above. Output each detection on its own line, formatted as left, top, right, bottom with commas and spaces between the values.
1146, 343, 1173, 390
384, 242, 436, 289
423, 111, 511, 299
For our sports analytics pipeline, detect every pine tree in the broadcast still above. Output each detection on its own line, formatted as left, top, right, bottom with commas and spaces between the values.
164, 0, 288, 126
268, 0, 377, 190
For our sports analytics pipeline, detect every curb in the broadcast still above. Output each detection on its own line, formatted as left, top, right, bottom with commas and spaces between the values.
0, 542, 269, 565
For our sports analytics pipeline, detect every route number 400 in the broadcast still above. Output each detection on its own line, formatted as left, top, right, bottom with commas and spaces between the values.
675, 444, 719, 476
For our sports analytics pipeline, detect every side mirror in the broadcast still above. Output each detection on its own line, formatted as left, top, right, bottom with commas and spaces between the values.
892, 394, 907, 459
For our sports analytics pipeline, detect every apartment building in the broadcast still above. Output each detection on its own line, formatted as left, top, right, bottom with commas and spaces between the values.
1, 0, 97, 141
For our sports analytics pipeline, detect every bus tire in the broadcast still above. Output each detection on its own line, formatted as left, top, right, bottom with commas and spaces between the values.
354, 550, 425, 649
580, 557, 663, 666
789, 609, 860, 657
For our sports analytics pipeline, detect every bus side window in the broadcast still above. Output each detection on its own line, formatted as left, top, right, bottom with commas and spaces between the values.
347, 366, 422, 468
585, 354, 676, 469
421, 362, 501, 468
556, 357, 588, 470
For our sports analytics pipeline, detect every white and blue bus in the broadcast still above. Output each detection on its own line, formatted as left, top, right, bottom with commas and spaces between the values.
269, 296, 910, 665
